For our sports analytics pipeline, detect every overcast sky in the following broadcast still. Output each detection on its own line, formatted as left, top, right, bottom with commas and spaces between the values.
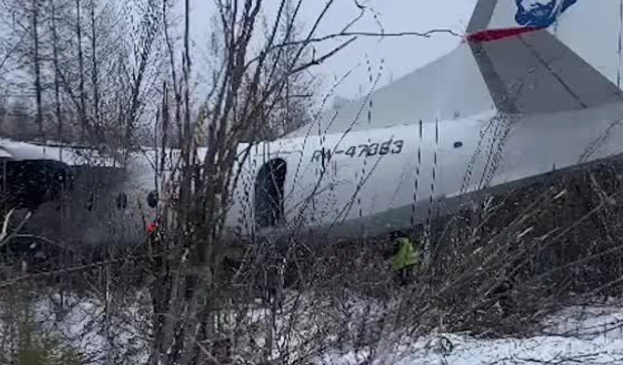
180, 0, 477, 100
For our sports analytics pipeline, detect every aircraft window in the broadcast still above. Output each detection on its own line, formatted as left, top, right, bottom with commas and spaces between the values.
147, 190, 158, 208
115, 192, 128, 210
453, 141, 463, 148
254, 158, 287, 228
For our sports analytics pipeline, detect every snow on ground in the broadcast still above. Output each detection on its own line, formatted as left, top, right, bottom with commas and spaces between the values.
8, 291, 623, 364
30, 292, 150, 364
321, 304, 623, 365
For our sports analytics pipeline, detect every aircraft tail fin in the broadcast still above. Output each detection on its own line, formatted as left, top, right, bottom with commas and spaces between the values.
465, 0, 623, 114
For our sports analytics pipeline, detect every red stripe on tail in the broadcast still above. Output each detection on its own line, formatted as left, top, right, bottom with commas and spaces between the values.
467, 27, 540, 43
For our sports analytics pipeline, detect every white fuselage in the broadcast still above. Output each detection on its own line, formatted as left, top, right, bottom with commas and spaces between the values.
27, 102, 623, 248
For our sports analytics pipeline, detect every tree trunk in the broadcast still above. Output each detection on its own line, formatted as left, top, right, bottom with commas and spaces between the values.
31, 0, 43, 138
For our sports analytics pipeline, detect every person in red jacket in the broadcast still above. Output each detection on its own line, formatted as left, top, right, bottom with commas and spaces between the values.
146, 220, 160, 236
145, 217, 163, 265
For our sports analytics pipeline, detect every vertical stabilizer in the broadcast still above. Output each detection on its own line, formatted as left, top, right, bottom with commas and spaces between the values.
465, 0, 623, 114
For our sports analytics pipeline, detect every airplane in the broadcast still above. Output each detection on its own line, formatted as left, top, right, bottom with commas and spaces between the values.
2, 0, 623, 255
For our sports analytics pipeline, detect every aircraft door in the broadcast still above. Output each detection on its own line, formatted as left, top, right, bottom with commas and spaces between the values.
254, 158, 287, 228
251, 147, 303, 233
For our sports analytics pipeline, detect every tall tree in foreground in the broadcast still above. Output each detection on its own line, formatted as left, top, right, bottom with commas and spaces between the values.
148, 0, 364, 363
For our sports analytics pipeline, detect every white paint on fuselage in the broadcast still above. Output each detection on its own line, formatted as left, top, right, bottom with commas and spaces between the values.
13, 101, 623, 247
95, 101, 623, 245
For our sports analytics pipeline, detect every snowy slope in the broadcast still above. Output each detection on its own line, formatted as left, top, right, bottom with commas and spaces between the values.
321, 304, 623, 365
6, 292, 623, 365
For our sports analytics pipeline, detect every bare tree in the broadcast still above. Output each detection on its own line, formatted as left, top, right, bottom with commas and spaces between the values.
144, 0, 366, 362
31, 0, 43, 135
0, 0, 162, 150
240, 0, 319, 142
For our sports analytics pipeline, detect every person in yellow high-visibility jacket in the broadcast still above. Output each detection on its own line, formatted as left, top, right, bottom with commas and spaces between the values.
390, 231, 420, 286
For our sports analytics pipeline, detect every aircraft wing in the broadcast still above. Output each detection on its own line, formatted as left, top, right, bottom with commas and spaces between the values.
0, 139, 121, 167
0, 139, 123, 211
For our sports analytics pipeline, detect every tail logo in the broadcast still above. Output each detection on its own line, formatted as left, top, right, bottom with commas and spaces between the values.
514, 0, 578, 28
